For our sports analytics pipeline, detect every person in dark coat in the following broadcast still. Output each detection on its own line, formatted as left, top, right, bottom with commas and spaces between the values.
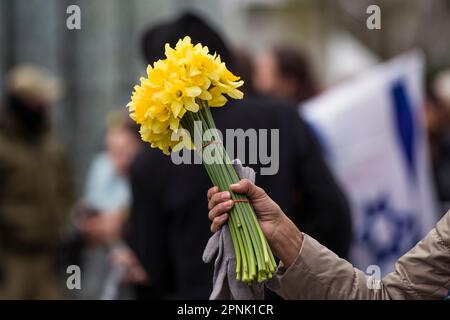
128, 12, 352, 299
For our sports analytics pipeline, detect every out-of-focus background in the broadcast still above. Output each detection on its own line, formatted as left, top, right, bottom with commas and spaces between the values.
2, 0, 450, 177
0, 0, 449, 300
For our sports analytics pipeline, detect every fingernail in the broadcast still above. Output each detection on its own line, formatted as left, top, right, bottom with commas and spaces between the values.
224, 200, 233, 207
230, 183, 239, 188
222, 192, 230, 200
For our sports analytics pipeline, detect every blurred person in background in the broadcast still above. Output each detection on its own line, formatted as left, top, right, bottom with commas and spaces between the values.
253, 45, 319, 107
0, 65, 75, 299
128, 11, 351, 299
76, 111, 147, 299
425, 69, 450, 214
233, 47, 256, 95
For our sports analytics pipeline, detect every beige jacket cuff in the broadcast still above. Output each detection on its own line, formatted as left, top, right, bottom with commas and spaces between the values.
266, 233, 372, 300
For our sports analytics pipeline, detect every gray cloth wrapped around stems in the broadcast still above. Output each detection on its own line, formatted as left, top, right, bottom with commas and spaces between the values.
202, 159, 264, 300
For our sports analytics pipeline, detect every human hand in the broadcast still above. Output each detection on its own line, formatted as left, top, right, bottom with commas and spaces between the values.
79, 212, 124, 245
207, 179, 303, 267
110, 248, 148, 285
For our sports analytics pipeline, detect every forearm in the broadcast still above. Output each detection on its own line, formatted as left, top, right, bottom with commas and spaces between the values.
270, 217, 303, 268
268, 212, 450, 300
268, 232, 392, 300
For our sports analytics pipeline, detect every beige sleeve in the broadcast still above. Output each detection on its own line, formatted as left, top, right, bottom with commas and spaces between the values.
382, 212, 450, 299
267, 212, 450, 300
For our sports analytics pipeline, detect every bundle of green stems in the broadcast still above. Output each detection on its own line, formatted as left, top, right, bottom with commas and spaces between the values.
182, 100, 276, 283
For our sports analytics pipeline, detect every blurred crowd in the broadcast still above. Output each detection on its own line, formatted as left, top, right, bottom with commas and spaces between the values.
0, 11, 449, 300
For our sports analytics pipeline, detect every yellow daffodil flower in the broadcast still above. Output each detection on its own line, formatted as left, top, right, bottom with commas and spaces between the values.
127, 35, 243, 154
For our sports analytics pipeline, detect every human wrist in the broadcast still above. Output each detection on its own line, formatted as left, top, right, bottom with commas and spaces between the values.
270, 216, 303, 268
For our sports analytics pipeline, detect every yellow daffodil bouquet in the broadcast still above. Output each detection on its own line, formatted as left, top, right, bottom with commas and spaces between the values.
127, 36, 276, 283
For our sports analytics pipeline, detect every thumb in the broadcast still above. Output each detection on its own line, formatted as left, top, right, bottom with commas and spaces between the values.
230, 179, 266, 201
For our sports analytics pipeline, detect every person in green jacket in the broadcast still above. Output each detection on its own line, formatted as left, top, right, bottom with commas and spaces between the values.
0, 65, 75, 299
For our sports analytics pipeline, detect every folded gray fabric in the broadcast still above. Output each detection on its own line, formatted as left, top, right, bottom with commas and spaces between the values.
202, 159, 264, 300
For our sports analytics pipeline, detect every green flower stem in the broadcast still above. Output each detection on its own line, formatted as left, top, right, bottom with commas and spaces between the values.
206, 136, 256, 280
202, 127, 252, 281
205, 105, 275, 281
181, 102, 276, 283
227, 214, 242, 280
214, 131, 271, 278
188, 111, 249, 281
204, 117, 258, 280
200, 106, 265, 275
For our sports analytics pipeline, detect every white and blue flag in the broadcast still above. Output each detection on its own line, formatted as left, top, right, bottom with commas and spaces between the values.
302, 51, 438, 275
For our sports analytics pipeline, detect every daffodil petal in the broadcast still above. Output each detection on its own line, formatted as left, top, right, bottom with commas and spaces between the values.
171, 101, 183, 117
185, 86, 201, 97
199, 90, 212, 100
185, 99, 199, 112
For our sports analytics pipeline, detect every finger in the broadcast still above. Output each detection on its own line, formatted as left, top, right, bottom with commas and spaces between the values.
229, 179, 266, 200
207, 186, 219, 202
208, 191, 230, 210
211, 213, 229, 233
208, 199, 233, 221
